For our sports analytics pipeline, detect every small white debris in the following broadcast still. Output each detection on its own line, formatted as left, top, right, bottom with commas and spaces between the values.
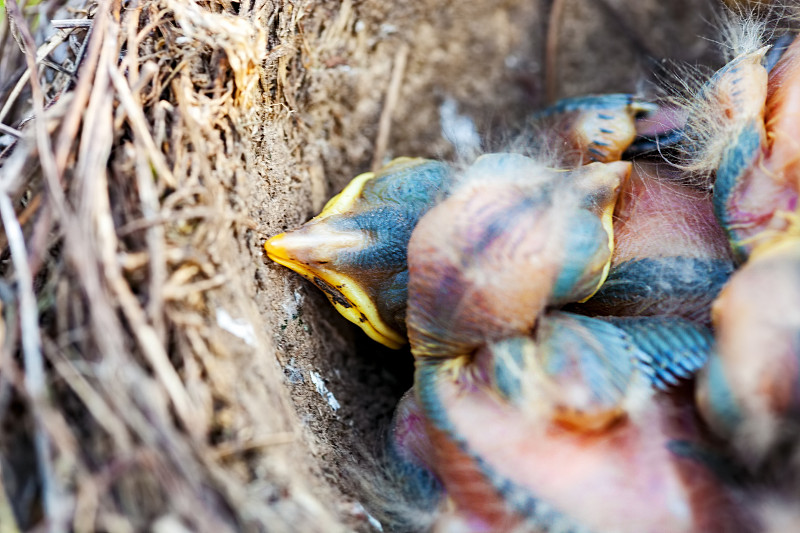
310, 371, 340, 411
215, 308, 256, 346
355, 20, 365, 33
439, 97, 481, 159
351, 502, 384, 531
365, 510, 383, 531
282, 289, 304, 318
152, 514, 193, 533
379, 23, 397, 36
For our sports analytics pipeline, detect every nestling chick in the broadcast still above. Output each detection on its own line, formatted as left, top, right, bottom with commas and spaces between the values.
579, 160, 735, 323
406, 153, 630, 360
678, 25, 800, 261
399, 145, 738, 530
528, 94, 657, 166
265, 94, 658, 349
697, 234, 800, 458
713, 35, 800, 260
398, 312, 745, 533
264, 157, 451, 348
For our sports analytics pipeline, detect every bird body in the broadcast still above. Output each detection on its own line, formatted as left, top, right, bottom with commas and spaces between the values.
406, 154, 629, 360
697, 234, 800, 453
687, 38, 800, 260
264, 157, 451, 348
405, 322, 742, 533
397, 144, 731, 530
265, 94, 661, 348
582, 161, 735, 322
529, 94, 657, 165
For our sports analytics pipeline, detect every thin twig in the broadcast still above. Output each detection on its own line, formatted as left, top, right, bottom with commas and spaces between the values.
0, 12, 10, 77
108, 63, 177, 187
544, 0, 566, 104
50, 19, 94, 29
0, 193, 44, 404
68, 22, 94, 79
0, 29, 70, 125
0, 70, 31, 125
158, 57, 189, 97
17, 193, 41, 227
116, 207, 230, 235
2, 0, 64, 527
371, 42, 409, 171
134, 144, 169, 344
163, 274, 228, 301
210, 432, 296, 459
42, 338, 132, 451
122, 0, 143, 84
40, 58, 72, 75
54, 5, 105, 175
0, 191, 55, 530
0, 122, 22, 138
26, 206, 52, 283
121, 0, 169, 343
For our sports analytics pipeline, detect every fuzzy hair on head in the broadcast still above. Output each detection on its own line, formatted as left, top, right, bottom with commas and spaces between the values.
661, 4, 782, 184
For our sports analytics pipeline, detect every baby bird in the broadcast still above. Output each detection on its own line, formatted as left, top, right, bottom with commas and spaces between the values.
697, 233, 800, 458
683, 20, 800, 459
398, 147, 742, 531
528, 94, 657, 166
579, 160, 735, 324
395, 311, 743, 533
680, 30, 800, 261
717, 35, 800, 260
264, 158, 451, 348
406, 153, 630, 360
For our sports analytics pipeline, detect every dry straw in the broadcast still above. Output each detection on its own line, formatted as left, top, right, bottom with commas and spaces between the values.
0, 0, 338, 530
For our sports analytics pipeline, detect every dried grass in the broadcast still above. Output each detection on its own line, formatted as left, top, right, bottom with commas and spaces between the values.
0, 0, 336, 530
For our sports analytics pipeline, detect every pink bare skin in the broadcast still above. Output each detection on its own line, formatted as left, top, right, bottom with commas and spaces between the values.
698, 236, 800, 448
392, 389, 438, 472
403, 367, 748, 533
765, 36, 800, 194
580, 160, 734, 322
635, 105, 688, 137
613, 161, 732, 264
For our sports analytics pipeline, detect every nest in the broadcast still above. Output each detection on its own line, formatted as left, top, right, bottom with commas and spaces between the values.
0, 0, 729, 531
